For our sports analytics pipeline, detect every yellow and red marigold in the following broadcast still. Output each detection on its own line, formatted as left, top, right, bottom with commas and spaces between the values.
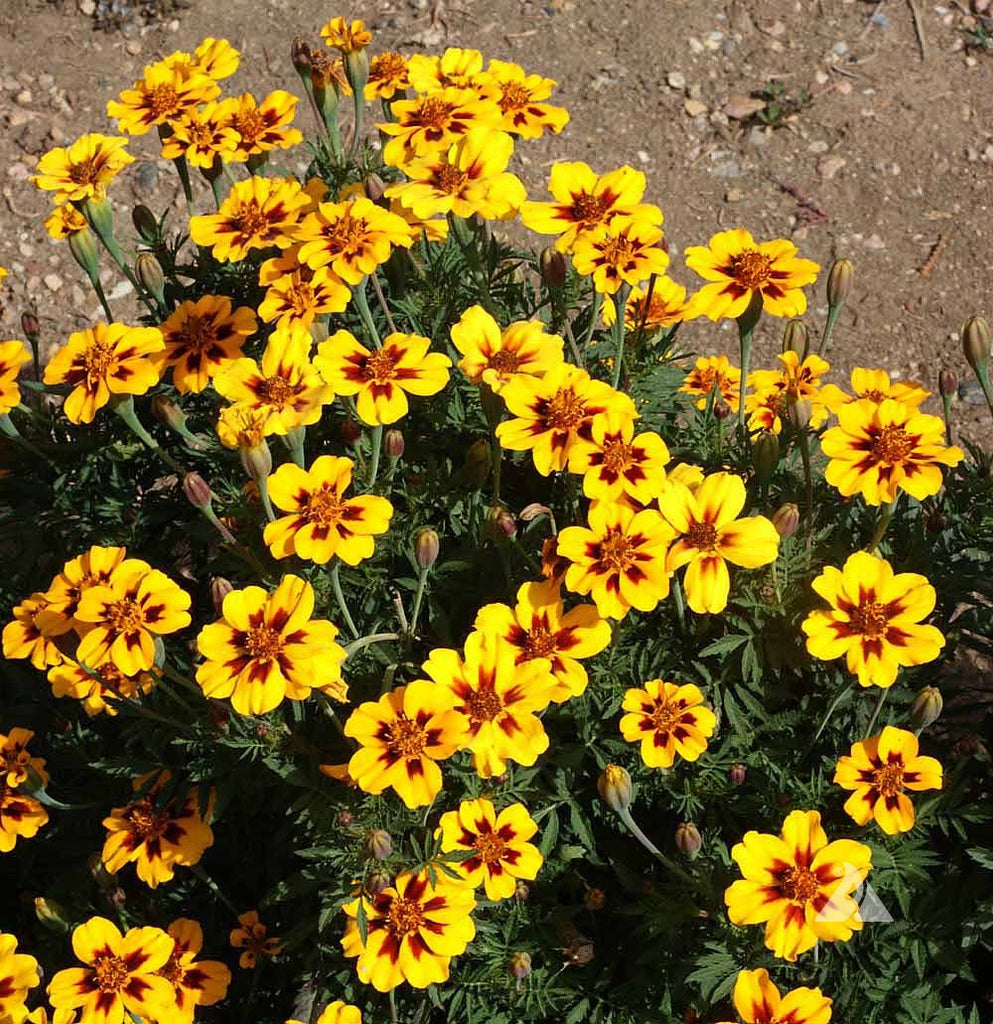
619, 680, 716, 769
716, 969, 832, 1024
229, 911, 282, 969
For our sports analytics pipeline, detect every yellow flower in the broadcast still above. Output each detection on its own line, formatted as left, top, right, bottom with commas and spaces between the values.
43, 322, 163, 425
165, 37, 241, 80
495, 363, 635, 475
216, 404, 271, 450
556, 501, 673, 620
841, 367, 930, 409
569, 414, 671, 506
294, 196, 414, 285
449, 305, 564, 393
47, 918, 175, 1022
820, 398, 963, 505
473, 578, 611, 701
0, 931, 40, 1024
386, 128, 526, 221
102, 772, 214, 888
521, 162, 661, 254
315, 330, 450, 426
619, 680, 716, 768
189, 176, 309, 262
724, 809, 872, 961
48, 660, 157, 717
2, 592, 72, 669
684, 228, 820, 321
344, 680, 466, 807
0, 340, 31, 417
258, 249, 351, 329
437, 798, 543, 900
196, 575, 347, 715
0, 728, 48, 790
159, 101, 241, 169
44, 204, 90, 240
229, 912, 282, 969
152, 296, 257, 394
219, 91, 304, 161
389, 197, 449, 243
157, 918, 231, 1023
1, 783, 49, 853
407, 48, 488, 92
602, 276, 690, 332
74, 561, 192, 676
107, 63, 219, 135
264, 455, 393, 565
423, 631, 557, 778
571, 216, 670, 295
341, 870, 476, 992
288, 1003, 362, 1024
801, 551, 945, 689
483, 59, 569, 138
43, 544, 130, 631
745, 352, 837, 434
679, 355, 741, 412
320, 16, 372, 54
715, 968, 832, 1024
214, 324, 333, 435
32, 133, 134, 204
659, 472, 780, 615
834, 725, 942, 835
365, 52, 410, 101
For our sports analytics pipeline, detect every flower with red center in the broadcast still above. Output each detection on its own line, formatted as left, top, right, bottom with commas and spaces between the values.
315, 330, 451, 426
437, 798, 543, 901
834, 725, 942, 835
745, 352, 840, 434
820, 398, 963, 505
157, 918, 231, 1023
43, 322, 164, 425
571, 216, 670, 295
715, 968, 832, 1024
258, 248, 351, 329
229, 912, 282, 970
619, 679, 716, 768
0, 340, 31, 416
0, 931, 40, 1024
42, 545, 131, 632
263, 455, 394, 565
569, 413, 671, 505
406, 48, 488, 92
556, 501, 673, 620
483, 58, 569, 139
218, 91, 303, 160
2, 593, 72, 669
44, 203, 90, 240
107, 63, 219, 135
839, 367, 930, 409
341, 870, 476, 992
473, 578, 611, 701
344, 680, 466, 807
320, 16, 373, 54
0, 781, 49, 853
684, 229, 820, 321
164, 38, 241, 81
31, 133, 134, 205
365, 51, 411, 101
679, 355, 742, 412
47, 659, 158, 717
602, 275, 690, 332
196, 574, 347, 716
159, 100, 241, 169
0, 728, 48, 790
152, 295, 257, 394
724, 809, 872, 961
801, 551, 945, 689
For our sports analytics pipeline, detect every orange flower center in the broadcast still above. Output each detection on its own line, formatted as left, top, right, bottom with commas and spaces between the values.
257, 375, 296, 406
284, 280, 315, 311
872, 761, 905, 796
543, 386, 587, 430
304, 485, 346, 527
465, 686, 504, 723
474, 830, 508, 863
234, 109, 266, 145
93, 954, 130, 993
649, 702, 678, 733
387, 895, 425, 937
321, 213, 368, 255
522, 625, 557, 660
870, 425, 913, 464
370, 52, 408, 84
69, 158, 98, 185
187, 121, 215, 146
107, 597, 144, 634
148, 83, 180, 118
571, 192, 608, 226
174, 314, 220, 352
860, 388, 886, 402
125, 797, 165, 839
158, 950, 184, 986
488, 349, 521, 374
233, 201, 271, 240
386, 715, 428, 757
730, 250, 773, 288
850, 600, 888, 639
363, 347, 400, 384
434, 164, 469, 195
413, 97, 456, 129
244, 624, 285, 662
600, 438, 634, 474
82, 339, 117, 380
498, 81, 532, 113
778, 865, 819, 903
597, 234, 637, 268
686, 522, 718, 553
597, 529, 634, 570
1, 750, 29, 775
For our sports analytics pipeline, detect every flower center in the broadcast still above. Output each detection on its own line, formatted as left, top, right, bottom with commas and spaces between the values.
872, 762, 905, 796
174, 314, 219, 352
257, 375, 296, 406
434, 163, 469, 195
322, 213, 368, 255
234, 201, 270, 239
94, 954, 130, 993
83, 339, 117, 380
69, 158, 97, 184
522, 625, 557, 660
235, 108, 266, 145
387, 896, 425, 937
244, 624, 284, 661
363, 347, 400, 383
543, 386, 587, 430
650, 703, 678, 732
188, 121, 214, 146
686, 522, 718, 552
158, 950, 184, 987
126, 798, 162, 839
597, 529, 634, 570
778, 866, 819, 903
850, 600, 888, 639
571, 192, 608, 226
387, 715, 428, 757
370, 52, 408, 84
304, 485, 345, 527
860, 388, 886, 402
414, 97, 456, 130
465, 686, 504, 723
474, 830, 508, 864
600, 437, 633, 474
498, 81, 532, 113
730, 250, 772, 289
285, 281, 315, 311
488, 349, 521, 373
148, 83, 180, 118
871, 425, 914, 464
107, 598, 144, 634
598, 235, 637, 267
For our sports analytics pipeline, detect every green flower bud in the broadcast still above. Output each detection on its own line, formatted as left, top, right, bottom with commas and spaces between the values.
510, 951, 532, 981
675, 822, 702, 858
364, 828, 393, 861
771, 502, 800, 539
962, 316, 991, 378
752, 431, 780, 484
414, 528, 440, 569
826, 258, 854, 306
910, 686, 943, 729
35, 896, 70, 934
782, 319, 809, 359
597, 763, 632, 813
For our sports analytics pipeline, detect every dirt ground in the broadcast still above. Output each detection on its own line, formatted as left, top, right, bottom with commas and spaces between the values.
1, 0, 991, 434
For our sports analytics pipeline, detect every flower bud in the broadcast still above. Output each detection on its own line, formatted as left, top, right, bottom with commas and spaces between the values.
240, 440, 273, 485
364, 828, 393, 861
788, 397, 813, 431
826, 258, 854, 306
513, 880, 530, 901
938, 369, 957, 398
88, 852, 116, 888
336, 809, 355, 828
771, 502, 800, 539
509, 951, 532, 982
150, 394, 188, 432
752, 431, 780, 484
309, 320, 329, 346
210, 577, 233, 615
414, 528, 440, 569
540, 246, 567, 289
136, 252, 166, 305
962, 316, 991, 378
584, 888, 605, 911
364, 173, 387, 206
910, 686, 943, 729
493, 506, 517, 538
20, 311, 40, 340
781, 319, 809, 360
182, 471, 213, 510
291, 36, 313, 77
675, 822, 702, 858
384, 428, 404, 459
340, 417, 362, 445
35, 896, 70, 934
67, 227, 101, 282
367, 868, 391, 895
461, 438, 492, 489
713, 399, 732, 421
132, 204, 159, 243
209, 704, 230, 731
730, 763, 746, 786
597, 764, 632, 814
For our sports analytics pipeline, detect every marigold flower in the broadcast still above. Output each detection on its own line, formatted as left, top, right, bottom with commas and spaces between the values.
159, 101, 241, 169
321, 16, 372, 54
659, 472, 780, 615
102, 773, 214, 888
820, 398, 963, 505
152, 295, 257, 394
0, 728, 47, 790
2, 593, 72, 669
264, 455, 394, 565
557, 501, 673, 620
407, 48, 488, 92
365, 51, 410, 101
216, 404, 271, 452
602, 275, 690, 332
684, 229, 820, 321
288, 1003, 362, 1024
745, 352, 840, 434
229, 911, 282, 969
42, 544, 128, 632
450, 305, 564, 393
390, 197, 449, 242
214, 324, 333, 435
521, 161, 661, 254
834, 725, 942, 835
438, 798, 543, 901
0, 931, 40, 1023
258, 249, 351, 329
571, 216, 670, 295
107, 63, 219, 135
44, 203, 90, 240
344, 680, 466, 807
47, 917, 175, 1022
840, 367, 930, 409
0, 782, 49, 853
315, 330, 451, 426
219, 91, 303, 159
43, 322, 163, 425
74, 561, 192, 676
679, 355, 742, 412
157, 918, 231, 1022
715, 968, 832, 1024
48, 659, 157, 717
294, 196, 414, 285
341, 870, 476, 992
619, 680, 716, 769
724, 809, 872, 961
31, 133, 134, 204
569, 415, 671, 506
0, 340, 31, 416
196, 574, 347, 716
483, 58, 569, 138
189, 176, 309, 262
801, 551, 945, 689
165, 37, 241, 80
474, 579, 610, 702
496, 363, 635, 476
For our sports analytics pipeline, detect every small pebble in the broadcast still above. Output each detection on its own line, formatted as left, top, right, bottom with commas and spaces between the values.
15, 89, 32, 106
667, 71, 686, 91
44, 273, 63, 292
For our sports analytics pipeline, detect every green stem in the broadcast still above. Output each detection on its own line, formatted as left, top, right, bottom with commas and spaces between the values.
353, 278, 381, 348
370, 272, 397, 335
344, 633, 399, 658
941, 391, 954, 445
111, 397, 186, 475
798, 430, 813, 550
616, 806, 700, 890
867, 496, 898, 553
975, 366, 993, 424
83, 207, 158, 317
89, 272, 114, 321
330, 562, 360, 639
820, 302, 843, 360
171, 155, 195, 216
671, 575, 687, 635
367, 425, 383, 488
388, 989, 398, 1024
409, 565, 430, 639
865, 686, 889, 736
449, 214, 491, 306
580, 290, 603, 359
285, 425, 307, 468
190, 864, 240, 914
611, 283, 631, 390
812, 682, 853, 746
0, 413, 50, 461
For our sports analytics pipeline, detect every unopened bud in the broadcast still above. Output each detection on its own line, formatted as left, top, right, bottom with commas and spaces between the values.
584, 888, 605, 911
20, 311, 40, 340
364, 828, 393, 860
752, 431, 780, 484
210, 577, 234, 615
540, 246, 567, 290
34, 896, 70, 934
771, 502, 800, 539
136, 252, 166, 305
826, 258, 854, 307
494, 506, 517, 538
341, 417, 362, 445
310, 320, 329, 346
788, 398, 813, 431
713, 399, 732, 421
782, 319, 809, 360
384, 428, 404, 459
513, 880, 530, 901
461, 438, 492, 489
730, 763, 746, 786
132, 204, 159, 243
509, 951, 532, 981
88, 852, 116, 888
962, 316, 991, 378
910, 686, 943, 729
938, 369, 957, 398
150, 394, 187, 432
291, 37, 313, 77
597, 764, 632, 814
675, 822, 702, 858
336, 809, 355, 828
240, 440, 273, 484
182, 471, 213, 510
67, 227, 100, 282
414, 528, 440, 569
367, 868, 391, 895
364, 173, 387, 205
